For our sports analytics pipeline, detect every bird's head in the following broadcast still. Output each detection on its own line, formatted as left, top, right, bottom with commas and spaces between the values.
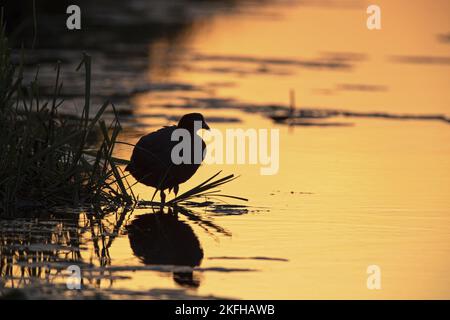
177, 113, 210, 131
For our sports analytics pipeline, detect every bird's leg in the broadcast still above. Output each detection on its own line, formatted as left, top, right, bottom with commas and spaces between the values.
172, 185, 180, 210
151, 188, 158, 203
160, 189, 166, 207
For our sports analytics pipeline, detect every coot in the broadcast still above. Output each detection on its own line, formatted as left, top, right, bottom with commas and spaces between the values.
125, 113, 210, 204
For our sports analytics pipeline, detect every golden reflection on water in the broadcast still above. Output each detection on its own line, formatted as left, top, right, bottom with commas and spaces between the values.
107, 0, 450, 299
113, 115, 450, 299
147, 0, 450, 114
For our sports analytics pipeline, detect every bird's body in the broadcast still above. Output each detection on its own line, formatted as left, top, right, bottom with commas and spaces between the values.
125, 113, 209, 204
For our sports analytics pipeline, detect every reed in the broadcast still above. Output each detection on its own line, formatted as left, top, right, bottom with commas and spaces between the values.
0, 16, 134, 217
167, 171, 247, 205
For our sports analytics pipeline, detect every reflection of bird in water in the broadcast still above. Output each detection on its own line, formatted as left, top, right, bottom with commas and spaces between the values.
125, 113, 210, 205
126, 210, 204, 288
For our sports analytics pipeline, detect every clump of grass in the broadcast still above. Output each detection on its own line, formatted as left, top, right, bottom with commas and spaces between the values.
167, 171, 247, 205
0, 16, 133, 217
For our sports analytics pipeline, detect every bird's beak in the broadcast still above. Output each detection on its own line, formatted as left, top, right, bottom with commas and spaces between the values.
202, 121, 210, 130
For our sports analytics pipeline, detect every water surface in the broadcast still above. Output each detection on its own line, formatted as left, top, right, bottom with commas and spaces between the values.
1, 0, 450, 299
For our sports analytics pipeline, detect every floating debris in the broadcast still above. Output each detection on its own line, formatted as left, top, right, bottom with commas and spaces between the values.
208, 256, 289, 262
390, 55, 450, 65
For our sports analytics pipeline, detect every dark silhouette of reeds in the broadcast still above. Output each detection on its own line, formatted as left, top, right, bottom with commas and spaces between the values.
0, 15, 134, 217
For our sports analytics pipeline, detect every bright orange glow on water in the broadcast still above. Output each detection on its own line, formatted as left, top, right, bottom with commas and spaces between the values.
115, 0, 450, 299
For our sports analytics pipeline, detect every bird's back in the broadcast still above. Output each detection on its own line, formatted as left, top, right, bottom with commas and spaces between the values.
126, 125, 206, 190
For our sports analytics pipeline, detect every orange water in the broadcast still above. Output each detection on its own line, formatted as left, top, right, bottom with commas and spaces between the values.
102, 0, 450, 299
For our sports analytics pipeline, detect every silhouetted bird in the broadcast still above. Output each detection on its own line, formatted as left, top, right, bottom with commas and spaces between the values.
125, 113, 210, 204
127, 210, 204, 288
